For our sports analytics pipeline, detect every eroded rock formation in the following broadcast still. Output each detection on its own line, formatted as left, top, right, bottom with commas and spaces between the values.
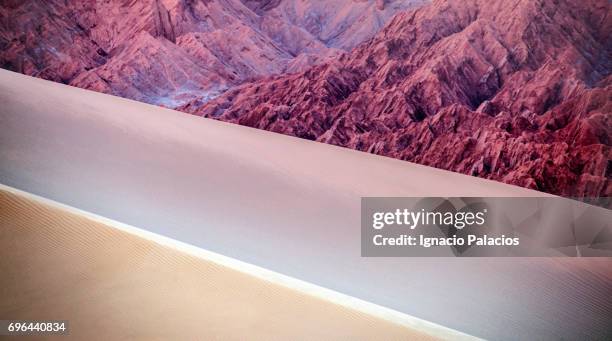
1, 0, 423, 106
184, 0, 611, 198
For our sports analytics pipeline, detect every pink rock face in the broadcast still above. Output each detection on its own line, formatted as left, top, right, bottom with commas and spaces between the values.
186, 0, 611, 198
0, 0, 424, 106
0, 1, 106, 83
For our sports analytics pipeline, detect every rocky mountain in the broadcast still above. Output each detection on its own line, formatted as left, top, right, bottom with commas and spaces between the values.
183, 0, 611, 198
0, 0, 425, 106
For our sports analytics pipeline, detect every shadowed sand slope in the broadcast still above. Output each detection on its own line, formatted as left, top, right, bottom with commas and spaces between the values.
0, 186, 445, 341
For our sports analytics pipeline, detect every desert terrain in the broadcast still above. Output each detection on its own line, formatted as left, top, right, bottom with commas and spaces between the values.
0, 184, 461, 340
1, 70, 611, 340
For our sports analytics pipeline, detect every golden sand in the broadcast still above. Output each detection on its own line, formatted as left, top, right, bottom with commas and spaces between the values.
0, 187, 439, 341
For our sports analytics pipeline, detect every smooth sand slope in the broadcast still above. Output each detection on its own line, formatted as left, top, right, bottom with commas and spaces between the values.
1, 69, 612, 340
0, 186, 443, 340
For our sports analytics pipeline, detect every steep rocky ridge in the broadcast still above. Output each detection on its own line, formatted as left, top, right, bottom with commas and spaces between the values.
185, 0, 612, 198
1, 0, 424, 106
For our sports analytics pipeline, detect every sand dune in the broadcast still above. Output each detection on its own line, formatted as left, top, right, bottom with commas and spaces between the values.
0, 185, 458, 340
1, 70, 611, 340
